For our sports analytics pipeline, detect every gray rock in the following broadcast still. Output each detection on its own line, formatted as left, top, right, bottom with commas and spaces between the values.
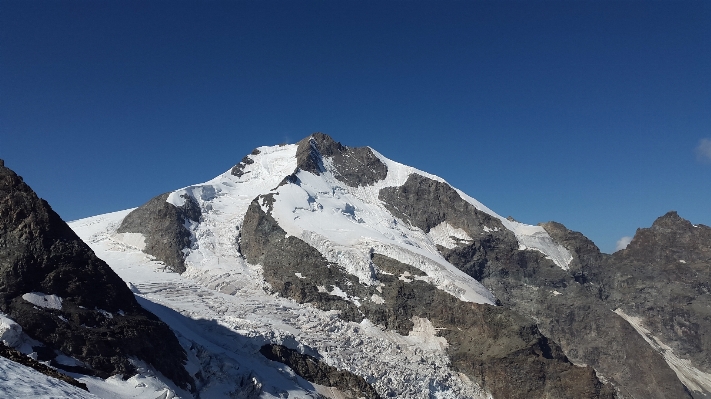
379, 173, 512, 243
117, 192, 201, 273
0, 161, 194, 390
294, 133, 387, 187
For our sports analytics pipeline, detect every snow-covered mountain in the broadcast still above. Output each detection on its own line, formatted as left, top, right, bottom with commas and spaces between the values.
2, 133, 709, 398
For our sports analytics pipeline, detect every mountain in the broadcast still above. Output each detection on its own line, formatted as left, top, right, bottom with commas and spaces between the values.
3, 133, 709, 398
76, 133, 711, 398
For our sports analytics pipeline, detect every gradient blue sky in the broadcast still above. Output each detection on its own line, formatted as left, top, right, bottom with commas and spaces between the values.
1, 1, 710, 253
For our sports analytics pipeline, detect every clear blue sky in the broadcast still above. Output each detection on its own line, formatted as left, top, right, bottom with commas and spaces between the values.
1, 1, 709, 253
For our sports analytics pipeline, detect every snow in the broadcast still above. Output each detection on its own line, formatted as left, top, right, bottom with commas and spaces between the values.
0, 314, 22, 347
22, 292, 63, 310
0, 356, 99, 399
70, 359, 191, 399
111, 232, 146, 251
614, 308, 711, 395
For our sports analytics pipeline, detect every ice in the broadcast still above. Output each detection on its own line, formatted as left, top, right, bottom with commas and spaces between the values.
22, 292, 63, 310
428, 221, 473, 249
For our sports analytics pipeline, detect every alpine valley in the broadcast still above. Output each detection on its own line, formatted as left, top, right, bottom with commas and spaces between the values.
1, 133, 709, 398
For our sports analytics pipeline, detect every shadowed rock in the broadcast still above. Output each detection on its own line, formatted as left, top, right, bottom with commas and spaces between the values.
0, 161, 194, 391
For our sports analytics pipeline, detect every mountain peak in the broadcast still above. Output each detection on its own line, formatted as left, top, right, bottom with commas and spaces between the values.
650, 210, 694, 231
293, 132, 388, 187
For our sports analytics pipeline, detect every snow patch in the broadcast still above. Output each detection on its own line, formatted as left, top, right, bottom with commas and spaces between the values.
301, 230, 376, 285
453, 189, 573, 270
408, 316, 448, 352
21, 292, 63, 310
111, 232, 146, 251
428, 221, 473, 249
0, 314, 22, 347
614, 308, 711, 395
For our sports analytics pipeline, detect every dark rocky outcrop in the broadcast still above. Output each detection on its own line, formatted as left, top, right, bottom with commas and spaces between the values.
240, 197, 615, 398
116, 192, 201, 273
448, 236, 694, 398
294, 133, 387, 187
260, 344, 381, 399
0, 161, 194, 390
231, 148, 261, 178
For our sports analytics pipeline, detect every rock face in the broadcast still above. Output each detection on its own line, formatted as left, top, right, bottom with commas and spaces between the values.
231, 148, 261, 178
116, 192, 201, 273
0, 161, 193, 390
241, 196, 615, 399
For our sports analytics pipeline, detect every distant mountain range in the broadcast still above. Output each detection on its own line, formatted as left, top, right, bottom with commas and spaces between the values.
1, 133, 709, 398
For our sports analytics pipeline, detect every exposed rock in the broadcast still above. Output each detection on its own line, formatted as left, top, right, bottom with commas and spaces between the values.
241, 197, 615, 398
379, 173, 512, 242
540, 221, 607, 284
116, 192, 201, 273
0, 161, 194, 390
260, 344, 381, 399
294, 133, 387, 187
594, 212, 711, 395
231, 148, 261, 178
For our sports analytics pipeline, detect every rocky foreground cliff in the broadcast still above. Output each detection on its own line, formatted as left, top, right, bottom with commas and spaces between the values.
0, 160, 194, 392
